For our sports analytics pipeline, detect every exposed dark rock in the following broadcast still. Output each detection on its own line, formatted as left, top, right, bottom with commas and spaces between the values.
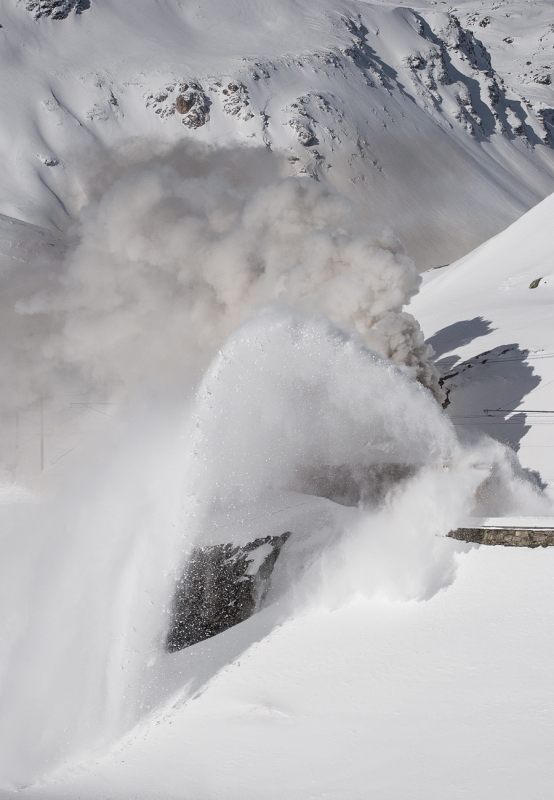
179, 87, 210, 128
146, 82, 210, 127
288, 115, 318, 146
166, 532, 291, 652
26, 0, 90, 20
448, 527, 554, 547
216, 81, 254, 120
536, 107, 554, 144
175, 93, 195, 115
407, 11, 540, 142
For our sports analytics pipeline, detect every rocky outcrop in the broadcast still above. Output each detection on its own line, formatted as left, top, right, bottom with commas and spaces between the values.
536, 106, 554, 144
146, 82, 210, 127
175, 84, 210, 128
26, 0, 90, 20
212, 81, 254, 121
166, 532, 291, 652
285, 97, 319, 146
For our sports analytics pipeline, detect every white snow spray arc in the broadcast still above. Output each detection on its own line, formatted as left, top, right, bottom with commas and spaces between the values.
0, 143, 549, 789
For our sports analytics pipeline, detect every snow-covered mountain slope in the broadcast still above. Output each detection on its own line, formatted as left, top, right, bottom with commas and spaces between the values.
2, 4, 554, 798
1, 0, 554, 267
411, 190, 554, 489
0, 213, 63, 268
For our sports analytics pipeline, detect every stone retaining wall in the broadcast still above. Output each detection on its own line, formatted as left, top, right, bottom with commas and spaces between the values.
448, 528, 554, 547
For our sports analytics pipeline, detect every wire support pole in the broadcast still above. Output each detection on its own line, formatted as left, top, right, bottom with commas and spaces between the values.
40, 396, 44, 472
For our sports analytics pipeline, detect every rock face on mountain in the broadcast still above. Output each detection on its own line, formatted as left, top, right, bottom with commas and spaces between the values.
166, 533, 291, 651
146, 82, 210, 128
26, 0, 90, 19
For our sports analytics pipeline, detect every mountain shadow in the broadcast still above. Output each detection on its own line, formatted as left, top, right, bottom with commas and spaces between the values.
427, 317, 495, 360
439, 342, 543, 470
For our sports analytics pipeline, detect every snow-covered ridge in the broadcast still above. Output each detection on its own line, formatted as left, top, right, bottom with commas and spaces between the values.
1, 0, 554, 267
135, 7, 552, 150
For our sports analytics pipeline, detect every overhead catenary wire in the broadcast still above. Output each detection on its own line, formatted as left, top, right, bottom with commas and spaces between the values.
484, 409, 554, 415
439, 352, 554, 367
452, 421, 554, 426
8, 397, 117, 473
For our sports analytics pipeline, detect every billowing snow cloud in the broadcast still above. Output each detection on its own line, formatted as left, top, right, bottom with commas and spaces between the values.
9, 142, 442, 408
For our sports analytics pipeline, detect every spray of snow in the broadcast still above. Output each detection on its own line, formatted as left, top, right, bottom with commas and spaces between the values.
0, 144, 550, 788
187, 308, 551, 607
187, 307, 454, 510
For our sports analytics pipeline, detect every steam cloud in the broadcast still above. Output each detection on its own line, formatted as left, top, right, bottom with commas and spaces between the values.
6, 142, 442, 412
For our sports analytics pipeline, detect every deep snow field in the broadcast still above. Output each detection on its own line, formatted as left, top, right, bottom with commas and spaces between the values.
1, 1, 554, 798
